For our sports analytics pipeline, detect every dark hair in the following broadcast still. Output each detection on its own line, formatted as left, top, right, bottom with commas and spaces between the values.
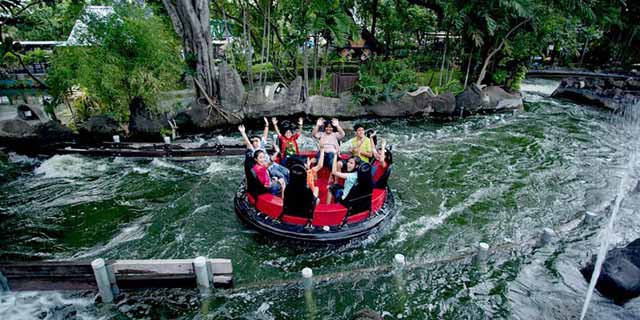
383, 148, 393, 165
322, 120, 337, 131
345, 156, 361, 172
354, 124, 365, 131
250, 135, 261, 141
253, 149, 265, 160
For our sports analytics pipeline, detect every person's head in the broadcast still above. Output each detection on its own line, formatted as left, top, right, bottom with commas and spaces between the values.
346, 156, 360, 172
323, 120, 335, 134
381, 148, 393, 165
282, 121, 294, 138
253, 150, 268, 166
250, 135, 262, 149
354, 124, 366, 138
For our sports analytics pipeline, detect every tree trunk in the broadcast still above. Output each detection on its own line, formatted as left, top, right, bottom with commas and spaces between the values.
303, 39, 309, 97
476, 18, 531, 86
318, 40, 329, 94
370, 0, 379, 37
162, 0, 217, 100
243, 8, 254, 89
463, 46, 474, 88
313, 35, 319, 94
264, 1, 271, 84
439, 30, 448, 86
258, 0, 267, 85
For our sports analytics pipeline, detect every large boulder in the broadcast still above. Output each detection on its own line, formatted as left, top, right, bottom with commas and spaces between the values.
307, 94, 357, 117
366, 94, 426, 117
581, 238, 640, 304
33, 121, 74, 143
128, 97, 169, 139
79, 115, 122, 141
426, 92, 456, 115
455, 84, 490, 115
0, 119, 36, 140
16, 104, 48, 122
484, 86, 524, 111
551, 77, 640, 112
174, 102, 238, 133
219, 61, 245, 109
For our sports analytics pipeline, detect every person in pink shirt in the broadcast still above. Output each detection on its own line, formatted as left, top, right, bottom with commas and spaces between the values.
252, 150, 286, 197
312, 117, 345, 168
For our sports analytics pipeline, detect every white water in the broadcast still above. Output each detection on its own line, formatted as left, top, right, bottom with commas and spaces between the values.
579, 102, 640, 319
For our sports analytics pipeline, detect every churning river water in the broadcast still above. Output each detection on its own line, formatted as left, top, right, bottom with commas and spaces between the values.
1, 78, 640, 319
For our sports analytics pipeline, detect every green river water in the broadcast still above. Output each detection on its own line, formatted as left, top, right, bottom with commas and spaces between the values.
1, 78, 640, 319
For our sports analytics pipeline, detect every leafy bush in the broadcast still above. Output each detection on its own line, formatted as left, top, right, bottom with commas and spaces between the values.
352, 58, 418, 105
46, 4, 184, 124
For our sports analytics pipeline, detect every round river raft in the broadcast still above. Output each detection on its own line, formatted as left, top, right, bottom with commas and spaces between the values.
234, 151, 395, 243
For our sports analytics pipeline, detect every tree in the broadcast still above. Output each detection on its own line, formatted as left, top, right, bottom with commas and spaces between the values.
162, 0, 217, 100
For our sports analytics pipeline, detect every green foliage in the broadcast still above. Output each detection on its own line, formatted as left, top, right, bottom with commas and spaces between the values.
46, 4, 184, 124
352, 58, 418, 105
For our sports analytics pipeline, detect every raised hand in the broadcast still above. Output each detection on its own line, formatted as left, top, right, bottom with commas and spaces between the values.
331, 118, 339, 127
298, 117, 304, 126
263, 117, 269, 127
316, 118, 324, 127
271, 117, 278, 125
238, 124, 245, 133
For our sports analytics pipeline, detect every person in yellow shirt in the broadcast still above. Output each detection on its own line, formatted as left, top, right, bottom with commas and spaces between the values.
346, 124, 373, 163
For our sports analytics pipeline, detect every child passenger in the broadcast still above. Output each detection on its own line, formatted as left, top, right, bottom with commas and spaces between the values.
345, 124, 373, 163
305, 144, 325, 200
312, 117, 345, 168
371, 138, 392, 187
253, 150, 286, 198
272, 117, 303, 166
238, 119, 289, 181
327, 151, 359, 204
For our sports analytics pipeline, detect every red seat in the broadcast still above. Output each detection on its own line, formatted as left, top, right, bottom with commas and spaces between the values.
371, 189, 386, 212
346, 211, 370, 224
312, 204, 348, 227
282, 215, 308, 225
256, 194, 283, 219
247, 194, 256, 205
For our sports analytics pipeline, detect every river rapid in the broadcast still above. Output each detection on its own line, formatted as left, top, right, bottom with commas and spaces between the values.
1, 78, 640, 319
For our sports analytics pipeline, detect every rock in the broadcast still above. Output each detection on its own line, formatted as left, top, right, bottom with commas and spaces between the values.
219, 61, 245, 109
427, 92, 456, 115
79, 115, 122, 141
128, 97, 169, 139
286, 76, 304, 104
351, 308, 383, 320
366, 94, 426, 117
581, 238, 640, 304
34, 121, 74, 143
484, 86, 524, 111
0, 119, 36, 139
551, 77, 640, 113
455, 84, 490, 115
407, 86, 436, 97
174, 102, 236, 133
307, 95, 356, 117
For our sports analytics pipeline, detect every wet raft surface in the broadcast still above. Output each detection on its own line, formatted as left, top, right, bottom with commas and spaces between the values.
2, 79, 640, 318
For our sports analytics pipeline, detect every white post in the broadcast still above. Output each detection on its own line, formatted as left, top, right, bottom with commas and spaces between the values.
194, 256, 210, 294
91, 258, 114, 303
475, 242, 489, 264
584, 211, 598, 224
302, 267, 313, 289
541, 228, 555, 246
163, 136, 171, 144
112, 135, 120, 143
394, 254, 406, 268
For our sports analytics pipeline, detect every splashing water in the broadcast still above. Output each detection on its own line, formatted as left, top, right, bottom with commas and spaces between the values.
580, 102, 640, 320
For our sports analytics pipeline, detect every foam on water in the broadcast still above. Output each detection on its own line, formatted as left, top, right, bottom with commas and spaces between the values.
150, 158, 200, 175
7, 153, 40, 166
72, 215, 150, 259
33, 154, 97, 178
0, 292, 97, 320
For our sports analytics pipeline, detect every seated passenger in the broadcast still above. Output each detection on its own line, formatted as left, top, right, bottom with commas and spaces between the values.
239, 122, 289, 182
327, 152, 360, 204
371, 139, 393, 188
305, 145, 325, 200
282, 163, 317, 221
272, 117, 303, 167
345, 124, 373, 163
312, 117, 345, 168
253, 150, 286, 198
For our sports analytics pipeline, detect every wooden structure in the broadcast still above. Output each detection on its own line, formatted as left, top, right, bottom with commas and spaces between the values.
331, 72, 359, 94
0, 258, 233, 301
